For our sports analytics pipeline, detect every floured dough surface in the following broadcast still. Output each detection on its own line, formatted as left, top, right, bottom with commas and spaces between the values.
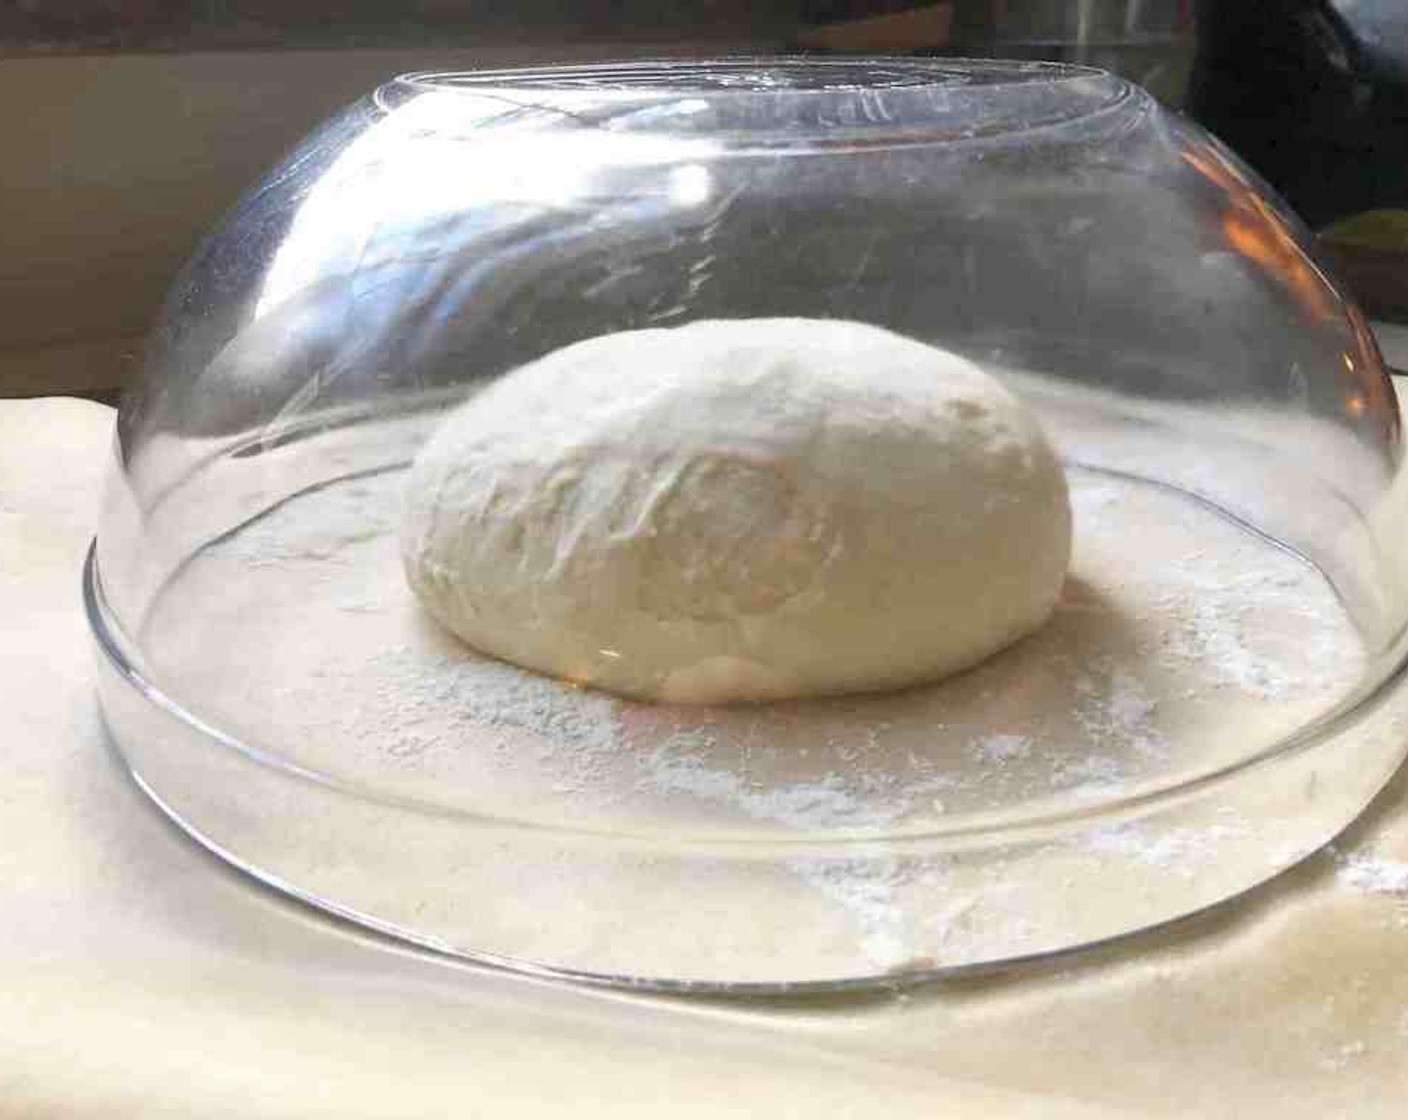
400, 318, 1071, 703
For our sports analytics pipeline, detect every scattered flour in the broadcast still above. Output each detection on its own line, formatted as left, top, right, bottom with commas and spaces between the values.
967, 734, 1034, 766
1336, 851, 1408, 895
786, 856, 911, 969
295, 644, 620, 792
219, 468, 1364, 834
1070, 661, 1167, 762
1152, 564, 1344, 702
1086, 819, 1252, 878
148, 456, 1375, 971
646, 737, 897, 832
1050, 753, 1127, 800
229, 481, 398, 569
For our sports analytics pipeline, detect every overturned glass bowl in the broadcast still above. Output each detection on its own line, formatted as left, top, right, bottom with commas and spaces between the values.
89, 58, 1408, 991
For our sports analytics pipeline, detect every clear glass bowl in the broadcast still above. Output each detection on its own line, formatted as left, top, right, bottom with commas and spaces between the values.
89, 58, 1408, 991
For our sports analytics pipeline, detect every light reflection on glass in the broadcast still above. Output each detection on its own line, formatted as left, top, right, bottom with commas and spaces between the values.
1182, 141, 1338, 324
256, 90, 719, 319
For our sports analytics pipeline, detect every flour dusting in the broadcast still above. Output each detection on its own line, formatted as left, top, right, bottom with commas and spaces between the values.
968, 734, 1034, 766
1337, 851, 1408, 895
144, 452, 1376, 973
646, 736, 899, 831
1087, 818, 1252, 879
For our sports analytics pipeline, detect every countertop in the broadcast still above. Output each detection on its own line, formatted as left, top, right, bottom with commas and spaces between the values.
6, 392, 1408, 1118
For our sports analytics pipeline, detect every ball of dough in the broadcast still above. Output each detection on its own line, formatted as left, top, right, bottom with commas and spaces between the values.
400, 318, 1071, 704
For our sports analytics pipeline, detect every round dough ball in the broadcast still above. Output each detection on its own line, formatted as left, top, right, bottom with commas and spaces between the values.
400, 318, 1071, 704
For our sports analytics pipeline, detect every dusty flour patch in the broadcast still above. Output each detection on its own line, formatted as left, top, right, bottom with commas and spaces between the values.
229, 479, 399, 569
780, 855, 1014, 973
967, 734, 1034, 766
1151, 563, 1345, 703
786, 856, 912, 969
151, 456, 1373, 973
1051, 753, 1127, 800
225, 465, 1363, 817
288, 643, 624, 800
645, 737, 880, 829
1336, 850, 1408, 895
1085, 817, 1253, 880
642, 733, 919, 832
